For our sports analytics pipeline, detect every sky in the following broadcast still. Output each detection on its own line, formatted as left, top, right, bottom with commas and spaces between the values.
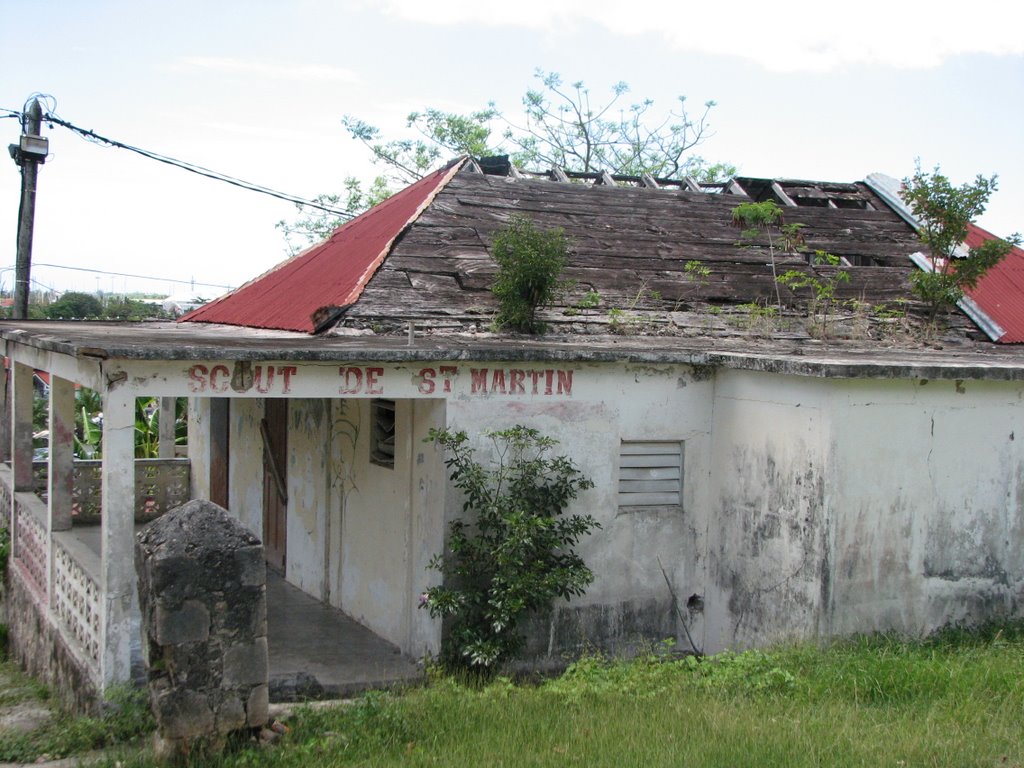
1, 0, 1022, 299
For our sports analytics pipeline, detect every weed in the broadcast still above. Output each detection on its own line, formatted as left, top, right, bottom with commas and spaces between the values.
566, 289, 601, 317
0, 681, 153, 763
777, 250, 850, 338
491, 215, 570, 334
731, 200, 788, 311
730, 301, 779, 336
606, 307, 636, 334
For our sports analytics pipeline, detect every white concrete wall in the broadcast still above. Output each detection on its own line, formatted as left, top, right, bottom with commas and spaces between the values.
227, 398, 265, 540
286, 399, 331, 599
444, 362, 714, 657
701, 370, 1024, 654
334, 398, 446, 656
829, 377, 1024, 636
187, 397, 212, 501
406, 400, 448, 657
703, 371, 834, 653
191, 360, 1024, 663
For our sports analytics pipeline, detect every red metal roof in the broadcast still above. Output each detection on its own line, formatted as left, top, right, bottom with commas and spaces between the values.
963, 223, 1024, 343
182, 159, 466, 334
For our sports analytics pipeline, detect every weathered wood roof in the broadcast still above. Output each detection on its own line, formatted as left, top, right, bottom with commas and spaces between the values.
340, 162, 925, 337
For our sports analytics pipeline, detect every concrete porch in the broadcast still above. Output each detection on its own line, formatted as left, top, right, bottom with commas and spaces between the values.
265, 573, 423, 701
69, 524, 424, 702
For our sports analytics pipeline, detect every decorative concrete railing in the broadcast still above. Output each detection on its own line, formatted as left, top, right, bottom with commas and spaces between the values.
32, 458, 191, 524
13, 490, 49, 602
0, 465, 11, 532
53, 531, 102, 668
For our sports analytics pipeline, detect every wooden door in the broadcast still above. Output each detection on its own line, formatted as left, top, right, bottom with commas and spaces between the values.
262, 399, 288, 572
209, 399, 229, 508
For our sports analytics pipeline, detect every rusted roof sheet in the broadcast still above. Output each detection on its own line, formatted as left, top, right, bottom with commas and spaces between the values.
964, 223, 1024, 343
182, 159, 466, 334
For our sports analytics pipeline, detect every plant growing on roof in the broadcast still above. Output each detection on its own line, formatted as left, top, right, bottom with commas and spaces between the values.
421, 426, 598, 672
490, 215, 570, 334
901, 162, 1021, 321
777, 250, 850, 338
731, 200, 807, 313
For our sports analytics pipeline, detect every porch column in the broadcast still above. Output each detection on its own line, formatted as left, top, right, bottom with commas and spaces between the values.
0, 355, 10, 464
11, 361, 34, 492
99, 387, 135, 688
158, 397, 176, 459
47, 375, 74, 532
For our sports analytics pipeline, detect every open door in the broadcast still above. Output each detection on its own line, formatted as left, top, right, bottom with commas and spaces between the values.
262, 399, 288, 572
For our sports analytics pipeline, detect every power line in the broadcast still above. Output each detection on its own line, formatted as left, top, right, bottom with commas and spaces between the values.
7, 108, 356, 219
31, 262, 234, 290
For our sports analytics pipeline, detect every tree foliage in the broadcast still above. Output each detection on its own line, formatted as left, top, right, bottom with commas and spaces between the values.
42, 293, 171, 321
346, 70, 730, 188
421, 426, 598, 671
45, 291, 103, 319
504, 70, 725, 180
281, 70, 733, 247
901, 162, 1021, 319
275, 178, 390, 255
491, 215, 570, 334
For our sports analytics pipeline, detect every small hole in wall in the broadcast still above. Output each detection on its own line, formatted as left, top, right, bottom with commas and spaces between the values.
686, 594, 704, 613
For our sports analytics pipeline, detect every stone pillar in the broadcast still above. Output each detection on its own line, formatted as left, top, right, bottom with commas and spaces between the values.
47, 375, 74, 532
100, 387, 135, 688
136, 499, 269, 760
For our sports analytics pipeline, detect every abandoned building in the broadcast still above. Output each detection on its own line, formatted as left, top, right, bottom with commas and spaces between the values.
1, 156, 1022, 709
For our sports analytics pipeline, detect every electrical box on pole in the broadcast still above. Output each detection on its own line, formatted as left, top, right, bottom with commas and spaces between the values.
8, 98, 48, 320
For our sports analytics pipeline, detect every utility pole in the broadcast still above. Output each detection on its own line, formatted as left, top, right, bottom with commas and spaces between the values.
9, 98, 48, 320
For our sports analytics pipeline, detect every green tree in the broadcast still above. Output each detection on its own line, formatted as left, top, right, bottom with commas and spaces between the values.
491, 215, 570, 334
276, 177, 392, 255
902, 162, 1021, 320
45, 292, 102, 319
505, 69, 724, 180
281, 70, 733, 247
422, 426, 598, 671
102, 296, 172, 321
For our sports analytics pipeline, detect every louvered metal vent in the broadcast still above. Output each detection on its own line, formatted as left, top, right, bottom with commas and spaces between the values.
618, 441, 683, 507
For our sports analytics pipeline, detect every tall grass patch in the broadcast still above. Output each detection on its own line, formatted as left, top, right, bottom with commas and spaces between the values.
95, 623, 1024, 768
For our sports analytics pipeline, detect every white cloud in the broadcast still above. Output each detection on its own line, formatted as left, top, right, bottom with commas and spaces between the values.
176, 56, 359, 82
372, 0, 1024, 72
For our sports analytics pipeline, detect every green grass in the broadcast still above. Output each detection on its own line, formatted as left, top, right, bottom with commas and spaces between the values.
92, 623, 1024, 768
0, 661, 154, 764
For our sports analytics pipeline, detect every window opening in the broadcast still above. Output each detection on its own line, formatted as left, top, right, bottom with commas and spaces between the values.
370, 399, 396, 468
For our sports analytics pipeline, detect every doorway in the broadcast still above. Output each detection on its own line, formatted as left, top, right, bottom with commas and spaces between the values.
262, 399, 288, 572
